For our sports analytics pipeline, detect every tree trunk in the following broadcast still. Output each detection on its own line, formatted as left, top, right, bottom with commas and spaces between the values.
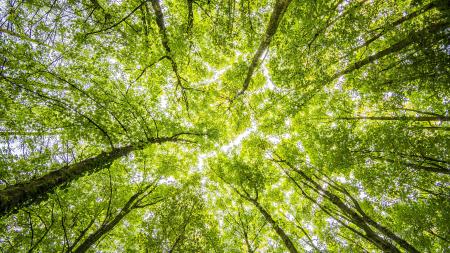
333, 21, 448, 79
284, 167, 400, 252
398, 161, 449, 175
289, 166, 419, 252
353, 0, 441, 51
73, 210, 130, 253
336, 116, 449, 122
248, 198, 299, 253
0, 136, 181, 217
150, 0, 189, 108
372, 156, 450, 175
277, 159, 419, 252
234, 0, 292, 99
73, 183, 158, 253
0, 145, 133, 217
151, 0, 171, 53
362, 215, 421, 253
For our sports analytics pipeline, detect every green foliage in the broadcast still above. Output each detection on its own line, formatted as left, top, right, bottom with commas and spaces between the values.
0, 0, 449, 252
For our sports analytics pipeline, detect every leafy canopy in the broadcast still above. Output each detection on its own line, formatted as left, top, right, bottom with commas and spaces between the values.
0, 0, 449, 252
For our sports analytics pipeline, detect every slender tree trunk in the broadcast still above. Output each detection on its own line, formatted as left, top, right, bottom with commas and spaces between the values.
0, 136, 182, 217
248, 198, 299, 253
73, 183, 158, 253
408, 126, 450, 131
73, 210, 130, 253
372, 157, 450, 175
277, 159, 419, 252
243, 232, 255, 253
353, 0, 441, 51
290, 166, 419, 252
398, 161, 449, 175
362, 215, 421, 253
151, 0, 171, 53
150, 0, 180, 81
333, 21, 448, 79
284, 168, 400, 252
327, 176, 422, 253
336, 116, 449, 122
150, 0, 189, 108
186, 0, 194, 34
228, 182, 298, 253
234, 0, 292, 99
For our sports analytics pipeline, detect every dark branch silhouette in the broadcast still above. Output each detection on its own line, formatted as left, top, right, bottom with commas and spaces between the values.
232, 0, 292, 101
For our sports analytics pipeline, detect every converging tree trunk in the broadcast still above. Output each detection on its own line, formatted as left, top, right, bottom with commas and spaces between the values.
150, 0, 190, 108
248, 198, 299, 253
0, 134, 191, 217
72, 182, 161, 253
333, 21, 449, 79
353, 0, 443, 51
352, 150, 450, 175
374, 157, 450, 175
234, 0, 292, 100
274, 159, 419, 253
336, 116, 449, 122
230, 185, 299, 253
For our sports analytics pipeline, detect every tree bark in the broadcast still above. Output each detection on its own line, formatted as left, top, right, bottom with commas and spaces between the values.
151, 0, 171, 53
277, 159, 419, 252
285, 168, 400, 252
353, 0, 441, 51
234, 0, 292, 100
336, 116, 449, 122
186, 0, 194, 34
150, 0, 189, 108
73, 183, 159, 253
362, 215, 421, 253
403, 161, 450, 175
248, 198, 299, 253
0, 135, 184, 217
333, 21, 449, 79
228, 183, 298, 253
296, 170, 418, 252
73, 209, 130, 253
0, 145, 132, 217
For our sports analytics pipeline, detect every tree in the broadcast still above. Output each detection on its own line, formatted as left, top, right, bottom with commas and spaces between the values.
1, 0, 448, 252
213, 156, 300, 253
273, 156, 418, 252
0, 134, 201, 217
71, 178, 162, 253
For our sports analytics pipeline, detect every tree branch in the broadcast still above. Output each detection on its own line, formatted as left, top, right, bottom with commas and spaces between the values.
232, 0, 292, 101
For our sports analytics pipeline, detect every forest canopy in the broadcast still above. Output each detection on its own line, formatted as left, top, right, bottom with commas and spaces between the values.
0, 0, 449, 252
